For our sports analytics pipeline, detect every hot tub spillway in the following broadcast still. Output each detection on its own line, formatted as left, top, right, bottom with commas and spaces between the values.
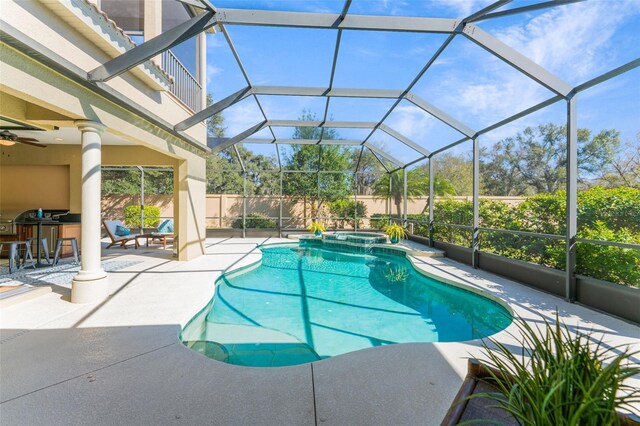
323, 232, 387, 244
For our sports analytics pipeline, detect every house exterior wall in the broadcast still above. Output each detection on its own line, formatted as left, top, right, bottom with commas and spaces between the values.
0, 165, 71, 212
1, 143, 206, 260
1, 0, 209, 261
2, 0, 206, 141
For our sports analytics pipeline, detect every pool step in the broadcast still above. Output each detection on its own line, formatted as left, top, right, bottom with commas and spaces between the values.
203, 323, 303, 344
190, 323, 322, 367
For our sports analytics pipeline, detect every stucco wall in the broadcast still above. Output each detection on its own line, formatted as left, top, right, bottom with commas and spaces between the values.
0, 165, 70, 212
4, 0, 206, 142
100, 194, 525, 229
1, 35, 208, 260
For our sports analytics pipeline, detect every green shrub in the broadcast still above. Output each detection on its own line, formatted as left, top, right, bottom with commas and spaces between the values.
409, 188, 639, 287
369, 214, 389, 230
516, 192, 566, 235
326, 199, 367, 229
576, 221, 640, 286
124, 205, 161, 228
434, 199, 473, 225
431, 199, 473, 246
578, 186, 640, 233
232, 213, 277, 229
480, 199, 519, 229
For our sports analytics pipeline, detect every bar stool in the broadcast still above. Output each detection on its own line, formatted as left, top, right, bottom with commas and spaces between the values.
53, 237, 80, 265
26, 237, 51, 265
0, 241, 35, 273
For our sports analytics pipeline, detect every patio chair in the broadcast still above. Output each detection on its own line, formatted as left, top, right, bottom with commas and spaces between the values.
102, 220, 140, 249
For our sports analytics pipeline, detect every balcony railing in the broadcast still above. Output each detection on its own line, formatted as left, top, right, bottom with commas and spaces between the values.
162, 50, 202, 112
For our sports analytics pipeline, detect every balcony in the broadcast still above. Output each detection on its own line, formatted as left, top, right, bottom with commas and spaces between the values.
162, 50, 202, 112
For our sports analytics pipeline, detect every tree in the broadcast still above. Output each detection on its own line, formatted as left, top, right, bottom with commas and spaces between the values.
206, 93, 226, 137
282, 110, 352, 216
205, 149, 243, 193
206, 146, 278, 194
354, 148, 386, 195
481, 123, 619, 195
595, 139, 640, 189
203, 93, 278, 194
425, 152, 473, 196
374, 168, 455, 216
102, 168, 173, 195
480, 142, 532, 196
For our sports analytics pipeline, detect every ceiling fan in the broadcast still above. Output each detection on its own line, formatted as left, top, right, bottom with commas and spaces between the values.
0, 130, 46, 148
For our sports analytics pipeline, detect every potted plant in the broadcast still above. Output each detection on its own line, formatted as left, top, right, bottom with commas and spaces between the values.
443, 312, 640, 425
308, 221, 326, 236
384, 223, 406, 243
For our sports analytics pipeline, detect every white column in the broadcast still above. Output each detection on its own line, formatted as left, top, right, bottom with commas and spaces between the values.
144, 0, 163, 66
197, 32, 207, 110
72, 120, 109, 304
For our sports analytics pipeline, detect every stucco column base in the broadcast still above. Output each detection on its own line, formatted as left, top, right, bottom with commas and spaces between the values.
71, 270, 109, 304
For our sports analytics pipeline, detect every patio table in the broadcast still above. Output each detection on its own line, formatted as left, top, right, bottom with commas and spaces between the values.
136, 233, 172, 250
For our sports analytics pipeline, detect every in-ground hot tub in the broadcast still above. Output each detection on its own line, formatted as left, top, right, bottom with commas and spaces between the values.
322, 231, 388, 245
298, 231, 389, 252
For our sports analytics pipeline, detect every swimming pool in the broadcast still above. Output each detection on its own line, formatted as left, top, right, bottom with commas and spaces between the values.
181, 243, 512, 367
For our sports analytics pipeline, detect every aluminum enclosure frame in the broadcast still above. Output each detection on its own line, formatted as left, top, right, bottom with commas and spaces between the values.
85, 0, 640, 304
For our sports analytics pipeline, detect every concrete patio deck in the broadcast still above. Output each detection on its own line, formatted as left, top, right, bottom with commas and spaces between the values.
1, 237, 638, 425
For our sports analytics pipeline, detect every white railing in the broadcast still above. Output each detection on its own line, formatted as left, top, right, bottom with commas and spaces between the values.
162, 50, 202, 112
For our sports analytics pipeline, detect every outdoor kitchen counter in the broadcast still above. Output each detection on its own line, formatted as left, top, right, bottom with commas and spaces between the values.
9, 221, 82, 260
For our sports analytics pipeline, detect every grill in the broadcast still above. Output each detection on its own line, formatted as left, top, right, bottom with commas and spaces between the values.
0, 220, 16, 236
0, 210, 22, 235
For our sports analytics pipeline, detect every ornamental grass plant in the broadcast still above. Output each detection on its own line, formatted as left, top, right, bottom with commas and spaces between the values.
308, 221, 326, 234
466, 313, 640, 426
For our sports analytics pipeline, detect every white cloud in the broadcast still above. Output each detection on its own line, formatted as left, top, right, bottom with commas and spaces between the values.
492, 1, 640, 80
223, 99, 264, 136
455, 74, 546, 124
206, 33, 226, 50
386, 104, 438, 141
433, 0, 494, 17
206, 64, 222, 81
409, 0, 640, 150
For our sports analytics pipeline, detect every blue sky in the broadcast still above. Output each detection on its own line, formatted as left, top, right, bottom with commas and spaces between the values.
203, 0, 640, 165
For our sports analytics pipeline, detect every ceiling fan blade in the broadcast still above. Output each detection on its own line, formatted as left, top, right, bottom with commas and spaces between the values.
16, 137, 39, 142
16, 140, 47, 148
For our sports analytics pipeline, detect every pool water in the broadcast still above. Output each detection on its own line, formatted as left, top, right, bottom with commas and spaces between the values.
181, 244, 512, 367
